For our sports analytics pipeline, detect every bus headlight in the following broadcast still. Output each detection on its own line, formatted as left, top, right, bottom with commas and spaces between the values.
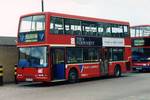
143, 64, 146, 66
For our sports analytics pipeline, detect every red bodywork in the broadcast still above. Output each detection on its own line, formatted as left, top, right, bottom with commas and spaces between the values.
17, 68, 50, 82
131, 25, 150, 71
17, 12, 131, 82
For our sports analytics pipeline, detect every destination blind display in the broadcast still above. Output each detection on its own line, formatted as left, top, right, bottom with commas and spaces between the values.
19, 31, 45, 43
132, 38, 150, 46
25, 33, 38, 42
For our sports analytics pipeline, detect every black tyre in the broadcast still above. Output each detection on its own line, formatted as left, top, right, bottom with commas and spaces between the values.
114, 65, 121, 77
68, 69, 78, 83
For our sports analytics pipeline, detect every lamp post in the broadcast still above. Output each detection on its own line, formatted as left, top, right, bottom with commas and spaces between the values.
41, 0, 44, 12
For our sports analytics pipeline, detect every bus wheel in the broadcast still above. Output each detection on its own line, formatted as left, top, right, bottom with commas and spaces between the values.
114, 65, 121, 77
68, 69, 78, 83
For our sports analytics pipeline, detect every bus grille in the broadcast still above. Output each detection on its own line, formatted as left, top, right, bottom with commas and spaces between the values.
24, 74, 34, 78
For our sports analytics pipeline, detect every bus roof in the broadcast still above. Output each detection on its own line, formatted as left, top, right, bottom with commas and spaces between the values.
131, 25, 150, 28
20, 12, 129, 25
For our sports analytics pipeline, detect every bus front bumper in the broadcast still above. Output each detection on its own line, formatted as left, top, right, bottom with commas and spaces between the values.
17, 74, 50, 82
132, 66, 150, 71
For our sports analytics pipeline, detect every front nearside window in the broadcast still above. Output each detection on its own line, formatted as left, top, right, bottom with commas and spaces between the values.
18, 46, 48, 68
132, 48, 150, 62
19, 15, 45, 42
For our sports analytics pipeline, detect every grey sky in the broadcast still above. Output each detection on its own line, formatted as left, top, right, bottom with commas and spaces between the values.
0, 0, 150, 36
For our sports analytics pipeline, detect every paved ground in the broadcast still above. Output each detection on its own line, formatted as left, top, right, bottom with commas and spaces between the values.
0, 73, 150, 100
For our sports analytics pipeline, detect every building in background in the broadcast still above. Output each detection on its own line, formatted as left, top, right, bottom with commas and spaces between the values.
0, 36, 17, 83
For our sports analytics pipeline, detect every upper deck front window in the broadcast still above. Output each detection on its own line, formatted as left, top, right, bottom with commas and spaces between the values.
131, 26, 150, 37
19, 15, 45, 42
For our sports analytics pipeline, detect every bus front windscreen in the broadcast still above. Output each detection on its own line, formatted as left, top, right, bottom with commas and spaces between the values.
18, 15, 45, 42
18, 46, 48, 68
132, 48, 150, 62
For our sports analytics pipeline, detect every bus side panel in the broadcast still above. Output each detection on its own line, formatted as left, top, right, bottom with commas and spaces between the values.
79, 63, 100, 78
47, 34, 75, 45
124, 37, 132, 68
124, 37, 131, 46
124, 47, 132, 71
108, 62, 127, 76
124, 47, 132, 61
66, 63, 100, 80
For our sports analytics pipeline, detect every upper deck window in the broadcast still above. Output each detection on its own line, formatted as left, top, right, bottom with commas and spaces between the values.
64, 18, 81, 35
20, 15, 45, 32
50, 17, 64, 34
97, 23, 104, 36
82, 21, 97, 36
104, 24, 112, 37
131, 26, 150, 37
111, 24, 124, 37
19, 15, 45, 42
49, 16, 129, 37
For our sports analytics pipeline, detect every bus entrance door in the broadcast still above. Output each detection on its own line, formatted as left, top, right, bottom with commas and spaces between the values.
100, 48, 109, 75
51, 48, 65, 80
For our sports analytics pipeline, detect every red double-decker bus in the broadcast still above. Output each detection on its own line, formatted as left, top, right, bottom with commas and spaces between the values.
131, 25, 150, 71
16, 12, 131, 83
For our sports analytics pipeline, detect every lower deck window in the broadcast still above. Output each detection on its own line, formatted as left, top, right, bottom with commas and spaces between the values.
83, 48, 98, 62
67, 48, 99, 64
109, 48, 124, 61
67, 48, 83, 63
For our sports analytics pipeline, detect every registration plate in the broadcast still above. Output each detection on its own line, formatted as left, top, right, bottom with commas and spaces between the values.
26, 78, 33, 82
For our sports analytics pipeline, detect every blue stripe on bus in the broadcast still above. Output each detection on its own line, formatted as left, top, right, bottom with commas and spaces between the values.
79, 65, 83, 72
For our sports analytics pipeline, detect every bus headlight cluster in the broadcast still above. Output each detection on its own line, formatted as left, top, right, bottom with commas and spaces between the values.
36, 74, 47, 77
17, 74, 23, 77
143, 64, 146, 66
